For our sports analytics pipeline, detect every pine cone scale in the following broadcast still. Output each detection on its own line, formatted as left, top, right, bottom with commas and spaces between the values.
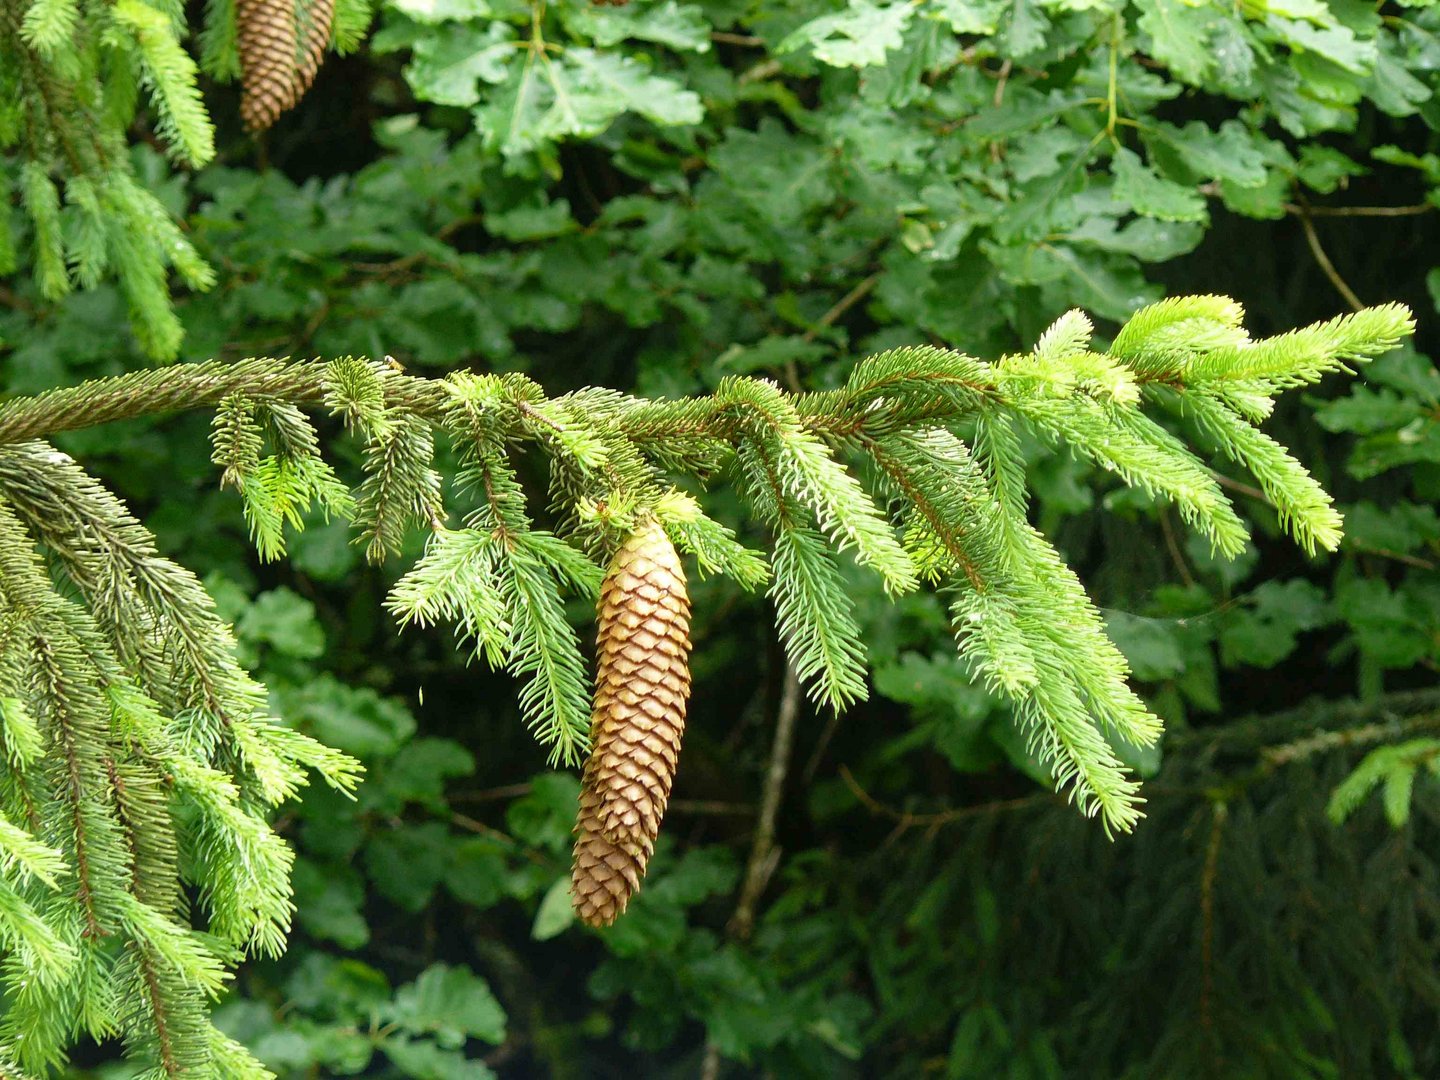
237, 0, 333, 132
571, 521, 692, 927
237, 0, 299, 132
294, 0, 334, 100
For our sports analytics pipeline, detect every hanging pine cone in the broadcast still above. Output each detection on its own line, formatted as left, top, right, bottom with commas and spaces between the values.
571, 521, 692, 927
237, 0, 298, 133
292, 0, 334, 109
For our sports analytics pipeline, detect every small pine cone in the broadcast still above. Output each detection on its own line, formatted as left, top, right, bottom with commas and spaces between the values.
292, 0, 334, 110
571, 521, 691, 927
238, 0, 299, 133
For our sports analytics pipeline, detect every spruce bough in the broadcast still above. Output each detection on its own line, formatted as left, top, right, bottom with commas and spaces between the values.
0, 296, 1416, 1075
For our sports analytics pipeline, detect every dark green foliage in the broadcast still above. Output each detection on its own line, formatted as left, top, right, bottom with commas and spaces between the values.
2, 0, 1440, 1075
824, 691, 1440, 1078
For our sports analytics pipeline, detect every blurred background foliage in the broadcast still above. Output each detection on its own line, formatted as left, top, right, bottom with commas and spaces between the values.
5, 0, 1440, 1073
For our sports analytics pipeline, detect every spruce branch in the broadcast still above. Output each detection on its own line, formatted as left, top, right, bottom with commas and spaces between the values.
1, 0, 219, 359
1154, 389, 1344, 555
109, 0, 216, 167
18, 0, 79, 54
0, 314, 1408, 840
0, 358, 450, 445
0, 300, 1412, 794
0, 297, 1415, 1070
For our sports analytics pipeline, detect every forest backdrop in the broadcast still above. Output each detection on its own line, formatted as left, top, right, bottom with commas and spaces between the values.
5, 0, 1440, 1074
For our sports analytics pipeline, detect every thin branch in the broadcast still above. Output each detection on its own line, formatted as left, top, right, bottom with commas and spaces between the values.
780, 270, 884, 389
1169, 687, 1440, 754
801, 712, 841, 784
738, 58, 782, 85
0, 284, 35, 314
1352, 544, 1438, 572
835, 699, 1440, 835
801, 272, 882, 345
1295, 207, 1365, 312
450, 782, 536, 804
667, 799, 756, 817
711, 31, 764, 46
451, 785, 754, 815
992, 58, 1012, 108
728, 660, 802, 940
1284, 202, 1434, 218
1159, 507, 1197, 589
1210, 470, 1267, 504
840, 765, 1049, 827
1258, 710, 1440, 769
0, 358, 452, 445
703, 660, 803, 1080
1199, 800, 1227, 1040
449, 812, 551, 868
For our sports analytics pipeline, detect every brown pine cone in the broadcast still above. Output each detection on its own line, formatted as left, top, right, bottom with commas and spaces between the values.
237, 0, 298, 133
292, 0, 334, 109
571, 521, 692, 927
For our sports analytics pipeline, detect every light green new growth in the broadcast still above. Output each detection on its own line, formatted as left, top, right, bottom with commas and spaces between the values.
0, 298, 1414, 1074
1328, 738, 1440, 829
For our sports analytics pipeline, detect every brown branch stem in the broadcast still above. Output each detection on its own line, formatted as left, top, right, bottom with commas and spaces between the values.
1295, 207, 1365, 312
1284, 202, 1433, 218
0, 358, 451, 445
702, 660, 803, 1080
728, 660, 802, 940
1199, 800, 1227, 1038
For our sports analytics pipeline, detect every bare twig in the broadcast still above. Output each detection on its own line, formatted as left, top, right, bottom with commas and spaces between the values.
1169, 688, 1440, 753
700, 1039, 722, 1080
801, 712, 841, 784
992, 58, 1012, 108
667, 798, 756, 817
0, 285, 35, 314
711, 31, 764, 46
702, 661, 804, 1080
780, 270, 883, 389
1284, 202, 1433, 218
1210, 469, 1437, 570
840, 765, 1049, 828
349, 214, 484, 276
729, 661, 802, 939
1295, 206, 1365, 312
738, 58, 782, 85
1199, 800, 1227, 1038
1352, 545, 1438, 572
449, 812, 550, 868
451, 782, 535, 804
1210, 471, 1268, 504
802, 272, 882, 344
1159, 507, 1197, 589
